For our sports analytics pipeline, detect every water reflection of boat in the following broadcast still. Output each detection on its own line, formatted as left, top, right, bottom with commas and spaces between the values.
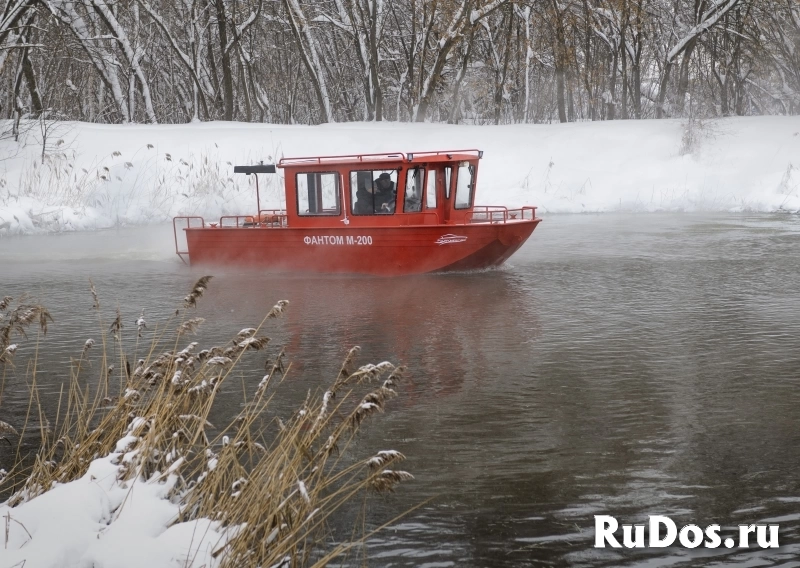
173, 150, 541, 275
198, 270, 541, 403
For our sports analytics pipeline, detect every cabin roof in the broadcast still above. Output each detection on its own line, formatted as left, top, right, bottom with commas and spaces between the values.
277, 149, 482, 169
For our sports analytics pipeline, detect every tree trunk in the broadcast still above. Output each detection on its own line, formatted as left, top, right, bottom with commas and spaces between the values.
620, 15, 628, 119
19, 12, 41, 117
656, 62, 672, 118
50, 3, 130, 122
580, 0, 594, 120
632, 51, 642, 119
519, 6, 532, 122
719, 72, 729, 115
447, 22, 476, 124
552, 0, 567, 123
12, 42, 24, 130
91, 0, 157, 123
414, 0, 508, 122
367, 0, 383, 120
494, 7, 513, 124
214, 0, 234, 120
284, 0, 334, 122
607, 50, 618, 120
631, 0, 643, 119
675, 37, 697, 114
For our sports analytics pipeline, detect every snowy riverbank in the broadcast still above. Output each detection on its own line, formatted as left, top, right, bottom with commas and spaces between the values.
1, 116, 799, 235
0, 450, 228, 568
0, 298, 407, 568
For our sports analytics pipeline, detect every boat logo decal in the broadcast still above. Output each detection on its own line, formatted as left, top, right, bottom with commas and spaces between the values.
436, 234, 468, 245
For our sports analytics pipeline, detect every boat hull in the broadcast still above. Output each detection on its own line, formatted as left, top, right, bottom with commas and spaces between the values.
183, 220, 539, 275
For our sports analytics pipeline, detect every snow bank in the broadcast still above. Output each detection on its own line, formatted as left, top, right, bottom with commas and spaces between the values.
0, 451, 226, 568
0, 116, 799, 235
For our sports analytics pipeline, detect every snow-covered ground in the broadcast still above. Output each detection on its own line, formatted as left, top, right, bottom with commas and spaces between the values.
0, 116, 799, 235
0, 451, 226, 568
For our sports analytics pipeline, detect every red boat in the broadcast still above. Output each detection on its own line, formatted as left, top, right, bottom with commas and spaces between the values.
173, 150, 541, 275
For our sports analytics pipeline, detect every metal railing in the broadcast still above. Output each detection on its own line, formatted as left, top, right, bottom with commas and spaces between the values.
405, 149, 482, 162
218, 216, 253, 228
279, 152, 406, 167
173, 216, 205, 264
278, 149, 482, 167
218, 210, 288, 228
467, 206, 537, 224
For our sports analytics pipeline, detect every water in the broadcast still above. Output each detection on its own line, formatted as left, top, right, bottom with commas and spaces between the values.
2, 214, 800, 567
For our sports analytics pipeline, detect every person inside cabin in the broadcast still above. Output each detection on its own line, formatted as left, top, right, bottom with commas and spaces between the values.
374, 172, 396, 213
354, 181, 374, 214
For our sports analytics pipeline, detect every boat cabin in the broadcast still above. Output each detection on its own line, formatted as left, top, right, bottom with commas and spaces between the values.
242, 150, 484, 228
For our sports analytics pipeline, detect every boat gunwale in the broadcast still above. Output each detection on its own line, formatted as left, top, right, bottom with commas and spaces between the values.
183, 217, 541, 232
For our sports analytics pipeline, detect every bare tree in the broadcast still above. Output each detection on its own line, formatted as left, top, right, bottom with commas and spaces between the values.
283, 0, 334, 122
0, 0, 795, 127
655, 0, 742, 117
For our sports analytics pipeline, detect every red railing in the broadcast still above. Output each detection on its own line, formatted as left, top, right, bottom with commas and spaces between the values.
279, 152, 406, 167
218, 210, 288, 228
173, 216, 205, 264
405, 149, 482, 162
218, 216, 252, 228
467, 206, 537, 224
278, 149, 483, 167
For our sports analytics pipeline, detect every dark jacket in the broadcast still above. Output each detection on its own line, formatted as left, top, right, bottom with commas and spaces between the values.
374, 181, 395, 212
354, 187, 373, 214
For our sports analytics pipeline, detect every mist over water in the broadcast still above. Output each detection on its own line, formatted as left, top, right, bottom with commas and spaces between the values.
2, 213, 800, 567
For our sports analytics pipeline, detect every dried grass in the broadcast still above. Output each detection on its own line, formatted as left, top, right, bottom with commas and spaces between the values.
0, 277, 413, 566
0, 296, 52, 354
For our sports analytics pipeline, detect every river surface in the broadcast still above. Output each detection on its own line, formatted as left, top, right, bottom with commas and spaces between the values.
2, 213, 800, 567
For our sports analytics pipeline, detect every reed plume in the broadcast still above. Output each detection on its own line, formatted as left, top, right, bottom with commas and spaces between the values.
89, 279, 100, 309
183, 275, 213, 308
1, 279, 413, 566
0, 297, 53, 353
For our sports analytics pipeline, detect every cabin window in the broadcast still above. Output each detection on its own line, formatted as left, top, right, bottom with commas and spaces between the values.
444, 166, 452, 199
454, 162, 475, 209
425, 168, 437, 209
296, 172, 340, 215
404, 167, 424, 212
350, 170, 398, 215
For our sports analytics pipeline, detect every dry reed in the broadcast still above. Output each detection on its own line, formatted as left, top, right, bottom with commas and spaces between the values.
0, 276, 413, 566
